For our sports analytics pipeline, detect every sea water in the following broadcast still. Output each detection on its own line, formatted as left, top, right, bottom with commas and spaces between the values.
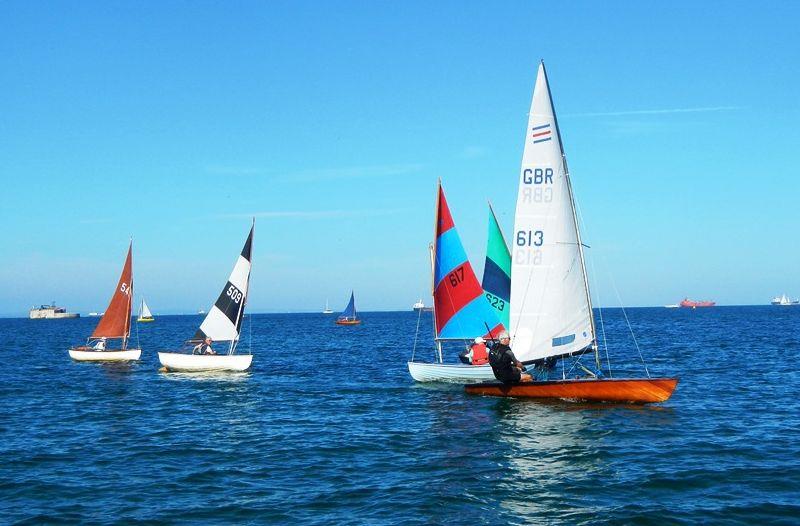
1, 306, 798, 524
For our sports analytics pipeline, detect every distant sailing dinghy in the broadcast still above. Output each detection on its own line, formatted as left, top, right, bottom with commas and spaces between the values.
69, 243, 141, 362
335, 291, 361, 325
158, 223, 254, 372
323, 300, 334, 314
407, 183, 505, 383
465, 62, 677, 403
137, 298, 154, 322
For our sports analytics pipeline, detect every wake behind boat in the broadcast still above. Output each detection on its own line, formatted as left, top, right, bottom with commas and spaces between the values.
464, 62, 677, 403
69, 242, 141, 362
158, 223, 254, 372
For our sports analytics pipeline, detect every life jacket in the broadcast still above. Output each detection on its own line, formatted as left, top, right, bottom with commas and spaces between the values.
489, 344, 516, 382
471, 343, 488, 365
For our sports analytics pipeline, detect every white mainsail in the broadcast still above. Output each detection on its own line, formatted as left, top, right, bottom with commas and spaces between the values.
140, 298, 153, 319
509, 62, 595, 363
195, 224, 254, 351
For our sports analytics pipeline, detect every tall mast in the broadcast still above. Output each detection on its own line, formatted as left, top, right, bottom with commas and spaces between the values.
541, 60, 599, 369
431, 180, 443, 363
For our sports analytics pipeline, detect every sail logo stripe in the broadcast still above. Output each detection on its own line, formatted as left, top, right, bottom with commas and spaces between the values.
532, 123, 552, 143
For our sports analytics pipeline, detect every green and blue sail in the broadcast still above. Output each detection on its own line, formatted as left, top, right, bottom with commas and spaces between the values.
481, 204, 511, 329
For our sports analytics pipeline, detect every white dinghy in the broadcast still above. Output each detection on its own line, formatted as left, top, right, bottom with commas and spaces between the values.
407, 183, 505, 383
69, 242, 141, 362
158, 222, 254, 373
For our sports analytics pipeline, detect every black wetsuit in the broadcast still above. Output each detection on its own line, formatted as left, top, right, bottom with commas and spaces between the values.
489, 343, 522, 384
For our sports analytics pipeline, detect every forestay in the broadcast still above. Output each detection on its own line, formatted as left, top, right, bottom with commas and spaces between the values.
434, 183, 504, 340
481, 203, 511, 329
193, 224, 253, 347
509, 62, 595, 363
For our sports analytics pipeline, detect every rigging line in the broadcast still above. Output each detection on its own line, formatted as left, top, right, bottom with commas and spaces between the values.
573, 198, 611, 377
606, 258, 650, 378
411, 303, 423, 361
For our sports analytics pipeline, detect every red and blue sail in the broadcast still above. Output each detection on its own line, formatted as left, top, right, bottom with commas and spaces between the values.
433, 183, 505, 340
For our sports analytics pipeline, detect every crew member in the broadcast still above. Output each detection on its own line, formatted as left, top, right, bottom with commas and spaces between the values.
489, 331, 532, 383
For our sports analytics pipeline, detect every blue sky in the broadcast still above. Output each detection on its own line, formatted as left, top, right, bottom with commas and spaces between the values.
1, 1, 798, 316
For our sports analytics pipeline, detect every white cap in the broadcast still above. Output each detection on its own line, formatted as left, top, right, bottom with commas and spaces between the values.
498, 330, 510, 340
474, 337, 485, 344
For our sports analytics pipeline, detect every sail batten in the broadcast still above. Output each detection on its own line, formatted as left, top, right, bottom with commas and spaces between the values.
509, 63, 594, 363
91, 243, 133, 340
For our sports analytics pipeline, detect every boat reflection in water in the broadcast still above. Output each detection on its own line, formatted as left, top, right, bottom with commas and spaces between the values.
486, 399, 674, 522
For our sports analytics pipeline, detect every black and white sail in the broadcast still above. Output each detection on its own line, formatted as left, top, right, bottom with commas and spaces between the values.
193, 223, 254, 351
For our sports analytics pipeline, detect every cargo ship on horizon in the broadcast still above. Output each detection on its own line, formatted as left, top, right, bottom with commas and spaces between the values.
680, 298, 716, 308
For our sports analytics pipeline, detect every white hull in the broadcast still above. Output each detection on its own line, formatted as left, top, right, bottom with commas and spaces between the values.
158, 352, 253, 372
408, 361, 496, 383
69, 348, 141, 361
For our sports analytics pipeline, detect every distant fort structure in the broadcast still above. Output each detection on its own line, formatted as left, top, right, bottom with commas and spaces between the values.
29, 302, 79, 319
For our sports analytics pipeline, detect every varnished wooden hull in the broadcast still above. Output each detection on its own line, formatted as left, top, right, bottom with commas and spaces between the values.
335, 319, 361, 325
465, 377, 678, 404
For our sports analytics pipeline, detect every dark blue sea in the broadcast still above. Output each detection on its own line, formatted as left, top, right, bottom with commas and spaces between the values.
1, 306, 799, 525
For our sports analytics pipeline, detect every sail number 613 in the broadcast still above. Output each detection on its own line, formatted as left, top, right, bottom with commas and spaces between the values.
516, 230, 544, 247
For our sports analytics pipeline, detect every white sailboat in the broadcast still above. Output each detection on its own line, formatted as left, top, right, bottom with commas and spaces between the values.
69, 242, 141, 362
407, 182, 504, 383
771, 294, 795, 306
323, 300, 333, 314
137, 298, 154, 322
158, 222, 254, 372
466, 62, 677, 403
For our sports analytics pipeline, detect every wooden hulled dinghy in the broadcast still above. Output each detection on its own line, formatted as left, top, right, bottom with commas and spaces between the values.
466, 377, 678, 404
467, 62, 677, 403
69, 242, 141, 362
335, 291, 362, 325
159, 222, 254, 373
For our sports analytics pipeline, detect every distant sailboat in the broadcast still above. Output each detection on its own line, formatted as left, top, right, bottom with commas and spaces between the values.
69, 242, 141, 362
323, 300, 334, 314
137, 298, 155, 322
465, 62, 677, 403
158, 223, 254, 372
335, 291, 361, 325
407, 182, 505, 382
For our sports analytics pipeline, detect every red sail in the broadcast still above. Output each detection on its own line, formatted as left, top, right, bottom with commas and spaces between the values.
91, 243, 133, 339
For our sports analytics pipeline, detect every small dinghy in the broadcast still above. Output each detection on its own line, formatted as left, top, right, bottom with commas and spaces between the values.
137, 298, 154, 322
407, 182, 505, 383
69, 242, 141, 362
335, 291, 361, 325
464, 62, 677, 403
158, 223, 254, 372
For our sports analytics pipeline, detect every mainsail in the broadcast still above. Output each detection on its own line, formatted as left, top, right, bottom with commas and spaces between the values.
509, 62, 595, 363
91, 242, 133, 341
193, 224, 254, 349
433, 183, 504, 340
338, 291, 357, 320
481, 203, 511, 329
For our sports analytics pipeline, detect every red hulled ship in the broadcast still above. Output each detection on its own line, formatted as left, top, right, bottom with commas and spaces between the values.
680, 298, 716, 308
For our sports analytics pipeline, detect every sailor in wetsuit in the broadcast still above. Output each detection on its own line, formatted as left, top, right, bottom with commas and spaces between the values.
489, 331, 532, 384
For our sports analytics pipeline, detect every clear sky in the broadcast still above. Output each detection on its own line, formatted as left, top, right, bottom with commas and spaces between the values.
1, 1, 798, 316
